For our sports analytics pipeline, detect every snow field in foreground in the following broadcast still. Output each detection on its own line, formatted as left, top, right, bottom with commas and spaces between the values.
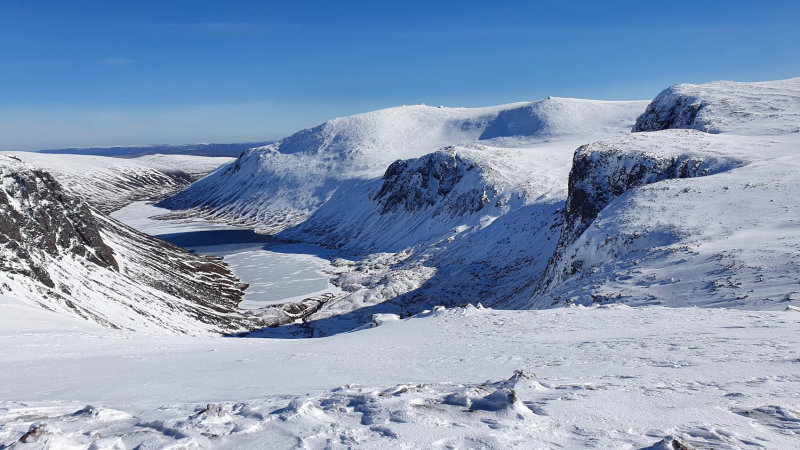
1, 299, 799, 448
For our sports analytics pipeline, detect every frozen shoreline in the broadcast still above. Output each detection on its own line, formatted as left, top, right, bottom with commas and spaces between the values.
112, 202, 340, 308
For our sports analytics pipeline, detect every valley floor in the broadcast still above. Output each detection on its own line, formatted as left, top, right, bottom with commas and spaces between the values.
2, 296, 799, 448
112, 202, 341, 308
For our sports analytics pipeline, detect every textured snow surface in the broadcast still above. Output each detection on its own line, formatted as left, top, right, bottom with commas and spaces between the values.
2, 301, 800, 448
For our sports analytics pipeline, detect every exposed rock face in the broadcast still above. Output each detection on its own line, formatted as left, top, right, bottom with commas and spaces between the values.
0, 160, 118, 289
0, 156, 251, 334
558, 131, 742, 248
374, 149, 487, 215
632, 91, 706, 133
632, 78, 800, 135
159, 99, 646, 233
537, 130, 747, 296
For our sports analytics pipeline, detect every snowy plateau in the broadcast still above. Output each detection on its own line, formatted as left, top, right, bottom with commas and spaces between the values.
1, 78, 800, 449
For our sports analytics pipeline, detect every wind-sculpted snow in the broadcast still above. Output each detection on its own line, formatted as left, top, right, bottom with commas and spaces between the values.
633, 77, 800, 135
3, 305, 800, 448
161, 98, 647, 232
0, 156, 251, 334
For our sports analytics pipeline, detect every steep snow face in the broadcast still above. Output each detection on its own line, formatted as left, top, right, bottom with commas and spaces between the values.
160, 99, 647, 231
8, 152, 233, 213
537, 78, 800, 309
0, 156, 249, 334
632, 77, 800, 135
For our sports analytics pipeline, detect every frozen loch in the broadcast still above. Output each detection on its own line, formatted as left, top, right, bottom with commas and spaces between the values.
112, 202, 339, 307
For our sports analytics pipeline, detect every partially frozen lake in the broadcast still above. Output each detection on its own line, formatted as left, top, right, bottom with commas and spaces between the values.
112, 202, 338, 307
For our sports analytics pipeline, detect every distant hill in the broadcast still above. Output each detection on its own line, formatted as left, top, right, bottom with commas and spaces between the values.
35, 141, 274, 158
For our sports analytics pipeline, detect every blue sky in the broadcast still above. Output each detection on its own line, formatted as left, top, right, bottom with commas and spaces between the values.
1, 0, 798, 150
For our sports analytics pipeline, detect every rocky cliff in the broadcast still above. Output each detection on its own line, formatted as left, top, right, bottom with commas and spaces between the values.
0, 155, 250, 334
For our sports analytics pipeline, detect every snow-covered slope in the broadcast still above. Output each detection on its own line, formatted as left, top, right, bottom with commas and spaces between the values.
160, 98, 647, 231
632, 77, 800, 135
2, 303, 800, 449
0, 155, 250, 334
153, 98, 647, 332
8, 152, 233, 213
536, 78, 800, 309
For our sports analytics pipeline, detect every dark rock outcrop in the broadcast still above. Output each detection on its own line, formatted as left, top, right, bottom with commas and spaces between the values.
374, 149, 487, 215
633, 78, 800, 135
559, 139, 736, 247
537, 131, 745, 294
0, 164, 118, 289
0, 157, 251, 333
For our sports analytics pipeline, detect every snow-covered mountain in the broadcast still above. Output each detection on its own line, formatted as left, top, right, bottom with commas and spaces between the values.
3, 78, 800, 448
8, 152, 234, 213
158, 78, 800, 332
153, 98, 646, 332
160, 98, 647, 232
536, 77, 800, 309
0, 155, 252, 334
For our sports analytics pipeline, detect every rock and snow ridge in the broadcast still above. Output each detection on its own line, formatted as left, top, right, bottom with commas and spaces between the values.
0, 155, 252, 334
632, 77, 800, 135
535, 77, 800, 309
156, 77, 800, 333
5, 77, 800, 334
152, 98, 647, 333
8, 152, 234, 213
160, 98, 647, 232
